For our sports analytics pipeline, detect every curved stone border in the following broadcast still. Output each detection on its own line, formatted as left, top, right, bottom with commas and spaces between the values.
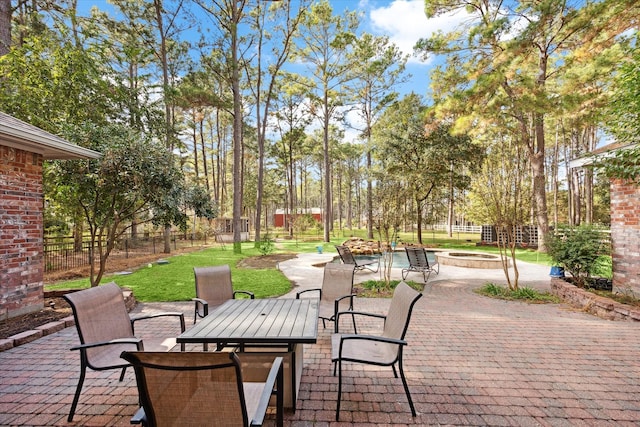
0, 289, 136, 352
550, 277, 640, 321
436, 251, 509, 269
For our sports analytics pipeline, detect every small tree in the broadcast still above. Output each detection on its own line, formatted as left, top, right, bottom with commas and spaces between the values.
467, 133, 530, 290
372, 178, 407, 287
50, 123, 215, 286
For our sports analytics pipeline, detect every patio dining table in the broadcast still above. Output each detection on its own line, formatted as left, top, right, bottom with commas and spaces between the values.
177, 298, 319, 409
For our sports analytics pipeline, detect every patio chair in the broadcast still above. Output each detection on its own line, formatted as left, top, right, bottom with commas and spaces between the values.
402, 247, 439, 283
332, 281, 422, 420
335, 244, 379, 273
63, 282, 185, 422
121, 351, 284, 427
193, 265, 254, 323
296, 262, 357, 333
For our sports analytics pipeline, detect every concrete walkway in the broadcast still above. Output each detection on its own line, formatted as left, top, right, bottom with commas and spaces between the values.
278, 252, 553, 297
1, 256, 639, 426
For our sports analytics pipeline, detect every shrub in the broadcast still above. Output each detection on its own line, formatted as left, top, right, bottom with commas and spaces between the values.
257, 236, 275, 256
546, 225, 609, 287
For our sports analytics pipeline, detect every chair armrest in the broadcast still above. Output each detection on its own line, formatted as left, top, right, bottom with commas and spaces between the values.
70, 337, 143, 352
130, 407, 146, 425
251, 356, 284, 426
130, 312, 186, 334
192, 297, 209, 315
296, 288, 321, 299
334, 309, 385, 333
333, 294, 356, 314
233, 290, 255, 299
335, 310, 385, 322
338, 333, 407, 347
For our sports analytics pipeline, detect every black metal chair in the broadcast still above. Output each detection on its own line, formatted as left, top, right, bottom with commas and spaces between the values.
121, 351, 284, 427
332, 282, 423, 421
64, 282, 185, 422
193, 265, 254, 324
402, 247, 439, 283
335, 245, 379, 273
296, 262, 357, 333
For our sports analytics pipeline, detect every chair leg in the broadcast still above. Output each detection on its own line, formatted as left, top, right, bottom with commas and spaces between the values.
350, 313, 357, 334
119, 366, 127, 381
68, 362, 87, 422
336, 360, 343, 421
276, 362, 284, 427
398, 358, 417, 417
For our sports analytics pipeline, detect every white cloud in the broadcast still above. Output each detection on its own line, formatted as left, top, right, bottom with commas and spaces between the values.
369, 0, 470, 64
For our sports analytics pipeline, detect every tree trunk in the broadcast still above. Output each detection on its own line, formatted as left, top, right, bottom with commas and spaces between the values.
366, 151, 373, 239
200, 119, 209, 192
0, 0, 11, 57
323, 103, 331, 243
415, 195, 423, 245
231, 2, 243, 253
447, 162, 454, 237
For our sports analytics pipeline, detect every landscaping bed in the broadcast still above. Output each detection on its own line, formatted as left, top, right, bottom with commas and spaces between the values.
550, 277, 640, 321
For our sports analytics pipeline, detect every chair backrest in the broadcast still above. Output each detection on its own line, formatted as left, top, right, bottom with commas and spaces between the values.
321, 263, 355, 305
64, 282, 134, 362
121, 351, 250, 427
194, 265, 234, 307
382, 282, 423, 340
335, 245, 356, 265
405, 247, 431, 268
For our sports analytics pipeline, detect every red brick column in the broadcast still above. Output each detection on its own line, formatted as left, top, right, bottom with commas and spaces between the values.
0, 145, 44, 319
610, 178, 640, 296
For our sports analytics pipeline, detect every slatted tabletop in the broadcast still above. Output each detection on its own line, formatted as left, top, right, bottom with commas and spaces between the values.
177, 298, 319, 346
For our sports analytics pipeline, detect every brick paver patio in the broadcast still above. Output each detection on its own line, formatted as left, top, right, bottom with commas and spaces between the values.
1, 276, 639, 426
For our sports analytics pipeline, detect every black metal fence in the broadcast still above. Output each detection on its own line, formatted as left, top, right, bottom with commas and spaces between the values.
43, 231, 215, 272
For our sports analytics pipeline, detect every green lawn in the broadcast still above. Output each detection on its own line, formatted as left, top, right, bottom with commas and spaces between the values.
46, 231, 556, 302
46, 243, 292, 302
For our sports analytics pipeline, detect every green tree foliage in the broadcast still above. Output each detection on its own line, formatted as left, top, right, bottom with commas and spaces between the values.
0, 26, 113, 131
49, 123, 214, 287
598, 33, 640, 183
373, 94, 481, 244
417, 0, 639, 251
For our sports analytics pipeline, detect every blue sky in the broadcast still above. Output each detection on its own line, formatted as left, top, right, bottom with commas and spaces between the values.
75, 0, 469, 141
338, 0, 468, 97
75, 0, 468, 98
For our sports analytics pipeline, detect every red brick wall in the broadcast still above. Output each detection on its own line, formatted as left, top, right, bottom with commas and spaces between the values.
0, 144, 44, 320
610, 178, 640, 296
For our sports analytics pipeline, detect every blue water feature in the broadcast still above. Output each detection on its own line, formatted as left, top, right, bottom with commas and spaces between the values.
333, 250, 437, 269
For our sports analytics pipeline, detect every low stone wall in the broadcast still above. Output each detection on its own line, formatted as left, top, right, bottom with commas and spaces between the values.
550, 277, 640, 321
0, 288, 137, 352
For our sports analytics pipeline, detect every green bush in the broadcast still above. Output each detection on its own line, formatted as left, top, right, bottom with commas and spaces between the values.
546, 225, 609, 287
257, 236, 275, 256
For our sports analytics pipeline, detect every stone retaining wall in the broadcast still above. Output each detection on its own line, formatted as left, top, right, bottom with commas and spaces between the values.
550, 277, 640, 321
0, 289, 136, 352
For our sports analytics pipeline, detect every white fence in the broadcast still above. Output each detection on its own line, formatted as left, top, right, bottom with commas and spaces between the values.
426, 224, 483, 234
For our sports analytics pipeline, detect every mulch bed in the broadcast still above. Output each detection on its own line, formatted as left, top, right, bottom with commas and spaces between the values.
0, 297, 71, 339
